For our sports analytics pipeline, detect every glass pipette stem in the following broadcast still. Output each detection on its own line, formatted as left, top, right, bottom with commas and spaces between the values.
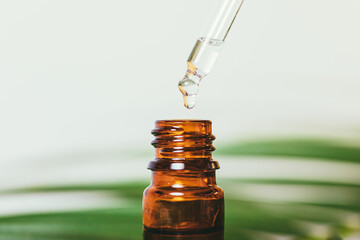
178, 0, 245, 109
202, 0, 245, 41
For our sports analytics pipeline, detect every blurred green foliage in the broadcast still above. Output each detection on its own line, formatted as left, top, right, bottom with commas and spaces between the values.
216, 138, 360, 163
0, 138, 359, 239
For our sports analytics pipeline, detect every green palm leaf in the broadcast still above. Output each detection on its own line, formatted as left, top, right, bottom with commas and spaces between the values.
216, 138, 360, 163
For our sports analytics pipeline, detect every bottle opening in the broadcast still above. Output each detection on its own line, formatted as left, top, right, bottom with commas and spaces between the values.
153, 119, 212, 135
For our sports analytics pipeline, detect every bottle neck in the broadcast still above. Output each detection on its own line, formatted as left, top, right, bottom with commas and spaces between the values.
148, 120, 219, 172
151, 171, 217, 187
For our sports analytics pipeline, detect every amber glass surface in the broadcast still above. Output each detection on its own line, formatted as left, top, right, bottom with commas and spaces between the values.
143, 120, 224, 240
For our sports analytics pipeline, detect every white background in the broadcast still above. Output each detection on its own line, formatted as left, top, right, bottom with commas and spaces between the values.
0, 0, 359, 176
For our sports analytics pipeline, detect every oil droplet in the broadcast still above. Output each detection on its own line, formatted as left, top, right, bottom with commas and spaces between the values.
178, 75, 199, 109
183, 94, 196, 109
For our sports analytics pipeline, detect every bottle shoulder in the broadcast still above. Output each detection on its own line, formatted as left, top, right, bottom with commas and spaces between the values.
143, 184, 223, 200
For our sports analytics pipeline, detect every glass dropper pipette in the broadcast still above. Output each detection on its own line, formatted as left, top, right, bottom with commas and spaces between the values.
178, 0, 245, 109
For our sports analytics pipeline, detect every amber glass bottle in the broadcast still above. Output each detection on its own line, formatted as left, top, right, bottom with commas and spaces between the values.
143, 120, 224, 240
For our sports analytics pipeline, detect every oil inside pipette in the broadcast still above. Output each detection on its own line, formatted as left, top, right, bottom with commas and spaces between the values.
178, 37, 223, 109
